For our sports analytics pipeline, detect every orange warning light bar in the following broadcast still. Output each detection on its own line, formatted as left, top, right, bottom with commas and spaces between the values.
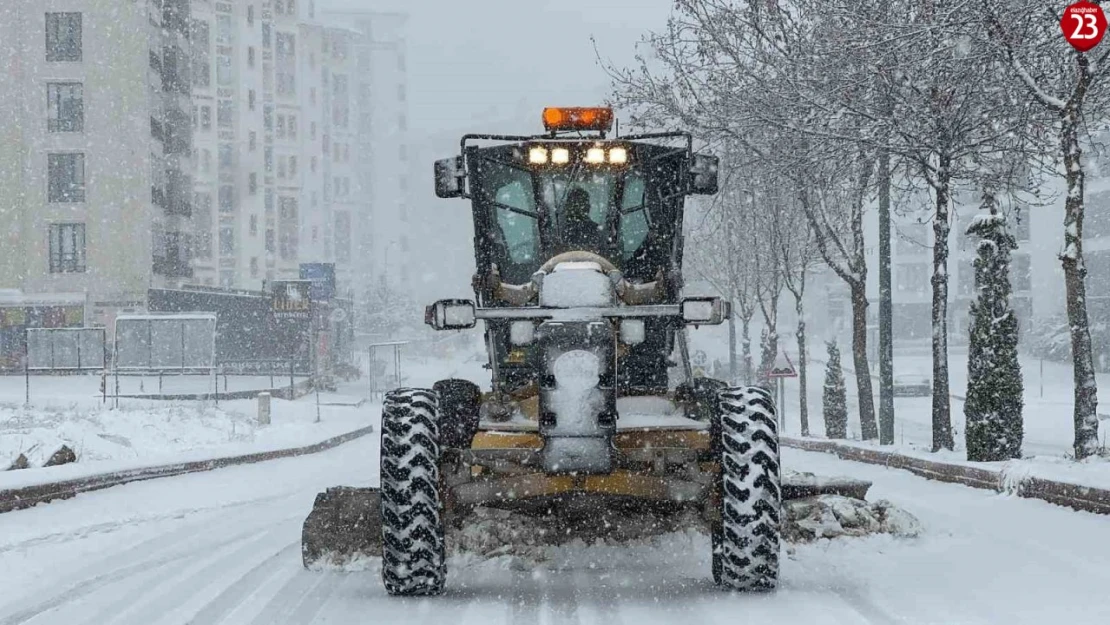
542, 107, 614, 133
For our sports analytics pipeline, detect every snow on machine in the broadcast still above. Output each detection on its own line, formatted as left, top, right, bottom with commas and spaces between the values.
301, 107, 865, 595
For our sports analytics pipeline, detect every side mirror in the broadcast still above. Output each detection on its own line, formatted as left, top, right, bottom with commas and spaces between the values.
434, 156, 465, 198
681, 296, 728, 325
689, 153, 719, 196
426, 299, 477, 330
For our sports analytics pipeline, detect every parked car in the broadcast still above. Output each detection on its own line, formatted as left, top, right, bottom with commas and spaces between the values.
893, 373, 931, 397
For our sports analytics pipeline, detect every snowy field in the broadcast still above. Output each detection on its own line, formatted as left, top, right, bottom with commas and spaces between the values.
774, 349, 1110, 489
1, 436, 1108, 624
0, 371, 372, 487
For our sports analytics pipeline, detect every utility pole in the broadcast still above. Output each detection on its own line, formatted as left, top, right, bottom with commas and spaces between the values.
878, 149, 895, 444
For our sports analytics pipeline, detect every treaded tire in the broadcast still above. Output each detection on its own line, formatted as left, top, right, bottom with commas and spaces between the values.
433, 378, 482, 449
712, 385, 781, 591
380, 388, 446, 596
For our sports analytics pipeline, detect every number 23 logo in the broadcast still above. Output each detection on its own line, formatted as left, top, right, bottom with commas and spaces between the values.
1071, 13, 1100, 39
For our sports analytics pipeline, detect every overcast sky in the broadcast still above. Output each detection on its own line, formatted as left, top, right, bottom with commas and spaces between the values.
323, 0, 673, 146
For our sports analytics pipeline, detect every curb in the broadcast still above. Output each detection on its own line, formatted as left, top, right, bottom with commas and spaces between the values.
783, 436, 1110, 516
0, 424, 376, 514
112, 378, 316, 402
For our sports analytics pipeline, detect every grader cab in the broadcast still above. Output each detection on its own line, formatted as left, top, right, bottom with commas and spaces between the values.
302, 108, 784, 596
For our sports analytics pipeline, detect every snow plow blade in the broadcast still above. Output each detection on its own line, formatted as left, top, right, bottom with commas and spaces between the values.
301, 486, 381, 568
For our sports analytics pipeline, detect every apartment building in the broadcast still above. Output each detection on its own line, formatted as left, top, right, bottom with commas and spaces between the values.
186, 0, 362, 295
0, 1, 194, 328
323, 8, 410, 290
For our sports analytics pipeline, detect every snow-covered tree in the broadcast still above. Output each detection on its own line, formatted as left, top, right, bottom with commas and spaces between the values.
964, 197, 1024, 461
823, 340, 848, 439
986, 1, 1104, 459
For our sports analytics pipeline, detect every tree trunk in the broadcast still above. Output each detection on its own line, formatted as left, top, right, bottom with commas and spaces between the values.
878, 149, 895, 445
759, 327, 778, 388
850, 282, 879, 440
931, 159, 954, 452
741, 314, 753, 385
796, 300, 810, 437
728, 305, 738, 385
1061, 114, 1101, 459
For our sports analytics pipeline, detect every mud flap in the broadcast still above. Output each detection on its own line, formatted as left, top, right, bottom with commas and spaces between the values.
301, 486, 382, 568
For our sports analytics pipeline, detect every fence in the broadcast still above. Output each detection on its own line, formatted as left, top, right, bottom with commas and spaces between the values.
26, 327, 105, 372
114, 313, 217, 373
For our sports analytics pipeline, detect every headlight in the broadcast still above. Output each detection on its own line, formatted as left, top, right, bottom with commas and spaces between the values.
551, 148, 570, 164
620, 319, 645, 345
608, 147, 628, 164
529, 147, 548, 164
510, 320, 535, 345
585, 147, 606, 164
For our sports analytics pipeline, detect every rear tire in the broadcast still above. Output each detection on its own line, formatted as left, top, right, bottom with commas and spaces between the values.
712, 386, 781, 591
380, 388, 446, 596
433, 378, 482, 448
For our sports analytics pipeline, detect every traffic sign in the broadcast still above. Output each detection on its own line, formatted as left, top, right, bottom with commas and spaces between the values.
1062, 1, 1107, 52
768, 351, 797, 378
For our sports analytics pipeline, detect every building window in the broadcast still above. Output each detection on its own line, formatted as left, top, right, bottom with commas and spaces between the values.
264, 147, 273, 172
217, 55, 232, 86
263, 104, 273, 131
265, 188, 274, 213
219, 143, 233, 169
250, 256, 259, 278
202, 149, 212, 173
249, 131, 257, 151
219, 225, 235, 256
48, 223, 86, 273
277, 155, 286, 179
219, 184, 234, 213
1011, 254, 1031, 292
310, 122, 316, 139
217, 100, 233, 128
248, 46, 256, 68
275, 0, 285, 14
46, 13, 82, 62
262, 23, 271, 49
194, 193, 212, 259
247, 5, 255, 25
219, 270, 235, 287
249, 214, 258, 236
896, 263, 929, 294
248, 89, 256, 111
47, 82, 83, 132
48, 153, 85, 203
289, 156, 297, 178
332, 74, 349, 128
249, 173, 258, 194
288, 115, 297, 139
311, 156, 317, 172
191, 20, 210, 88
201, 106, 212, 130
216, 15, 232, 45
276, 114, 285, 138
335, 212, 350, 262
265, 228, 275, 253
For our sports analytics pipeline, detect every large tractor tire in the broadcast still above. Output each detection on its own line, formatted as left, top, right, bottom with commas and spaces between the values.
380, 388, 447, 596
433, 378, 482, 449
711, 386, 781, 591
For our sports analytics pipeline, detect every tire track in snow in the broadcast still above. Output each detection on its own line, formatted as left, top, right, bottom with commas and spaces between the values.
0, 523, 273, 625
181, 542, 300, 625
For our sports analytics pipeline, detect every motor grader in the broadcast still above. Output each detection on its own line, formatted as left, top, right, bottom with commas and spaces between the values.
301, 107, 783, 595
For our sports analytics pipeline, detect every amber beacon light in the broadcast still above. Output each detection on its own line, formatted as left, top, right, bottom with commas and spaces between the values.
542, 107, 614, 132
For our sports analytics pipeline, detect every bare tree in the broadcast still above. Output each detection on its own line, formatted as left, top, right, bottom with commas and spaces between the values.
987, 1, 1105, 459
777, 203, 819, 436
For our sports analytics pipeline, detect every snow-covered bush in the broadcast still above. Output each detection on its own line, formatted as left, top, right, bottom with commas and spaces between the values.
964, 209, 1023, 461
823, 341, 848, 439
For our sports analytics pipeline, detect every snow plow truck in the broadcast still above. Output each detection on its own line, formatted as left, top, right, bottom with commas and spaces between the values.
301, 107, 782, 594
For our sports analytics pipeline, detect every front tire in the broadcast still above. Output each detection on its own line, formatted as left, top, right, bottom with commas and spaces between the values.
712, 386, 781, 591
380, 388, 446, 596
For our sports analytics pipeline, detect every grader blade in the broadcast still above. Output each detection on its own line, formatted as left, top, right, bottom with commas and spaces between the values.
301, 486, 381, 568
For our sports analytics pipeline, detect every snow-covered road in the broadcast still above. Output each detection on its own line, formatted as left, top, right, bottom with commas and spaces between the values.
1, 437, 1108, 625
